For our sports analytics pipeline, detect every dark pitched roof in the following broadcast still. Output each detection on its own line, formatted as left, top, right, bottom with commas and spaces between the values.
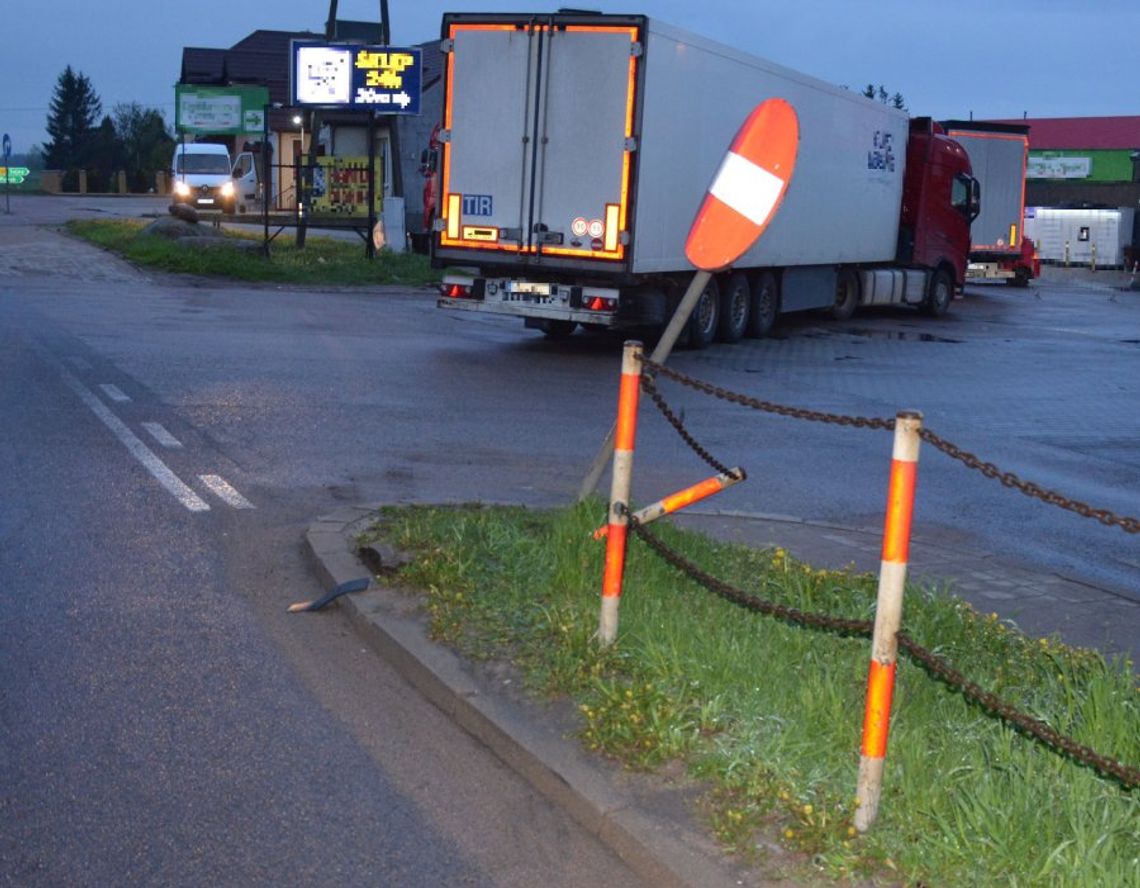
986, 116, 1140, 151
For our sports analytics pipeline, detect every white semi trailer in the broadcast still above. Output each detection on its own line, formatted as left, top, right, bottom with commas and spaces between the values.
432, 11, 979, 345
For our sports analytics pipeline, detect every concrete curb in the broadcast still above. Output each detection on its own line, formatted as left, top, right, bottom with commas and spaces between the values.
303, 506, 758, 888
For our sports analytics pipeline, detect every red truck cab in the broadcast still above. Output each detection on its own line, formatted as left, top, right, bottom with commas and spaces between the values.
898, 118, 980, 290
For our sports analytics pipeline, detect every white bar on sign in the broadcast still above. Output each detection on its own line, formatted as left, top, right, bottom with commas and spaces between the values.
708, 151, 784, 226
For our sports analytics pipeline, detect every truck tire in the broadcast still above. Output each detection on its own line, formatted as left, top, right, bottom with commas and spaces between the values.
1007, 267, 1030, 288
541, 320, 577, 339
830, 268, 859, 321
717, 272, 751, 343
747, 270, 779, 338
923, 267, 953, 316
686, 275, 720, 350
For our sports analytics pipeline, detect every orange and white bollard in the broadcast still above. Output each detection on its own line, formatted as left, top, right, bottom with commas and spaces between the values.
854, 410, 922, 832
598, 341, 643, 646
593, 468, 745, 540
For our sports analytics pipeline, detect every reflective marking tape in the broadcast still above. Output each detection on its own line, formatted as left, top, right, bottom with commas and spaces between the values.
882, 459, 917, 564
860, 659, 897, 758
614, 371, 641, 452
602, 522, 627, 598
199, 474, 255, 509
708, 152, 785, 227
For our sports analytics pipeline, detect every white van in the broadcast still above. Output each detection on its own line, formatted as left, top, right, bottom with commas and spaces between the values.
171, 143, 236, 214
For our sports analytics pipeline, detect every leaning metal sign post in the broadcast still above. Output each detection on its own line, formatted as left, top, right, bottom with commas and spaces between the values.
595, 97, 800, 645
581, 97, 801, 502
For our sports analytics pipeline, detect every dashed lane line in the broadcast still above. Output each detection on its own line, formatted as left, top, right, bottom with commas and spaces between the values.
59, 370, 211, 512
198, 475, 255, 510
99, 383, 131, 403
142, 421, 183, 449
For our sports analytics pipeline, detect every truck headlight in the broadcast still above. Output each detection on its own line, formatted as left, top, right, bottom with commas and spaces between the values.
220, 181, 234, 197
174, 181, 190, 198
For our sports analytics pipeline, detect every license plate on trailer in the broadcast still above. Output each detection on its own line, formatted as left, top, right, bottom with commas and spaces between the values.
198, 198, 215, 205
508, 282, 552, 296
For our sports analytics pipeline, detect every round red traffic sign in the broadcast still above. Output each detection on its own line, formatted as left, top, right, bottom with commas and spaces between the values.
684, 98, 800, 272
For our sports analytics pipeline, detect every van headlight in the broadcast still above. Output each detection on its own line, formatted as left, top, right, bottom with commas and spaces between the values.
220, 181, 234, 197
174, 181, 191, 198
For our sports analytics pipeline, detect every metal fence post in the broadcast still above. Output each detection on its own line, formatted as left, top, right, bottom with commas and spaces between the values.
855, 410, 922, 832
599, 341, 643, 646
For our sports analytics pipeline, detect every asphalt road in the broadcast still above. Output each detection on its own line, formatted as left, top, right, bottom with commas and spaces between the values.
1, 197, 648, 885
1, 195, 1137, 883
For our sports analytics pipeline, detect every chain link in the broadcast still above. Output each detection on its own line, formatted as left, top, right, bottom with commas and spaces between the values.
629, 518, 1140, 790
639, 356, 897, 431
640, 375, 743, 480
917, 428, 1140, 534
637, 355, 1140, 535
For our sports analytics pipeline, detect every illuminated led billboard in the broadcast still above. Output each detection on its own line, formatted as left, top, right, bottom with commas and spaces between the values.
291, 42, 422, 113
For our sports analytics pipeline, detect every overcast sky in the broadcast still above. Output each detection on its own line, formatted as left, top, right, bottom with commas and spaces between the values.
3, 0, 1138, 155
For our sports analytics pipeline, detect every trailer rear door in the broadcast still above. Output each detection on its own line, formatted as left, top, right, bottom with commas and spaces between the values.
438, 16, 640, 266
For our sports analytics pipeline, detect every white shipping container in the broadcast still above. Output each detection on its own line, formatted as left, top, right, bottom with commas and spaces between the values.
1023, 208, 1135, 267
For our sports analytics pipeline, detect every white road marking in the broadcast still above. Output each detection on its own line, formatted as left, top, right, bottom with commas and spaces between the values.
59, 370, 210, 512
198, 475, 255, 510
142, 421, 183, 449
99, 383, 131, 403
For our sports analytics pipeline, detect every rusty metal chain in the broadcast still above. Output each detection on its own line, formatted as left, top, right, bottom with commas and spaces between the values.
628, 518, 1140, 790
895, 633, 1140, 789
629, 516, 874, 636
638, 356, 897, 432
917, 428, 1140, 534
637, 356, 1140, 535
640, 374, 743, 481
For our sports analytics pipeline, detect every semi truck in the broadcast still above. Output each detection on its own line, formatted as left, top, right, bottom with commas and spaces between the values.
943, 121, 1039, 287
432, 11, 981, 345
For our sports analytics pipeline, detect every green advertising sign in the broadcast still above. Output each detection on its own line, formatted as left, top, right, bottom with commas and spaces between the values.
175, 85, 270, 135
0, 166, 30, 184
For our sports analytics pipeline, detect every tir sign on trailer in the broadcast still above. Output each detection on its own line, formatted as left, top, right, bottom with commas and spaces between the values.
685, 98, 800, 272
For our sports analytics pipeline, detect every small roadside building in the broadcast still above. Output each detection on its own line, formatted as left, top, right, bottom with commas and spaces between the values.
178, 21, 444, 241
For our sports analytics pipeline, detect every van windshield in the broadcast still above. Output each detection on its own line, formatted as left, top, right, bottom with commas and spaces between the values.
176, 154, 231, 175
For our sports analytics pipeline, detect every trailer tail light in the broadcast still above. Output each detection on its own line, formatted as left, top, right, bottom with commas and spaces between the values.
586, 296, 617, 312
441, 282, 470, 298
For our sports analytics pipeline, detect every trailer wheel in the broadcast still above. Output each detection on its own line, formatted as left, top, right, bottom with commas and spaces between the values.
830, 268, 859, 321
686, 275, 720, 349
923, 268, 953, 316
1007, 267, 1030, 288
747, 271, 779, 338
541, 320, 577, 339
717, 272, 751, 343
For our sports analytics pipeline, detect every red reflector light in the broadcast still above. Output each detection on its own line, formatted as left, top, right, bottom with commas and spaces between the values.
441, 282, 471, 298
586, 296, 617, 312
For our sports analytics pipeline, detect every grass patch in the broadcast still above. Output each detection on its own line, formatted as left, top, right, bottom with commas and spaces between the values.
63, 218, 441, 286
363, 502, 1139, 886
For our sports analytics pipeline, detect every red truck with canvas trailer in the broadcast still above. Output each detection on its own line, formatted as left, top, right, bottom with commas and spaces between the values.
944, 121, 1040, 287
432, 11, 980, 345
